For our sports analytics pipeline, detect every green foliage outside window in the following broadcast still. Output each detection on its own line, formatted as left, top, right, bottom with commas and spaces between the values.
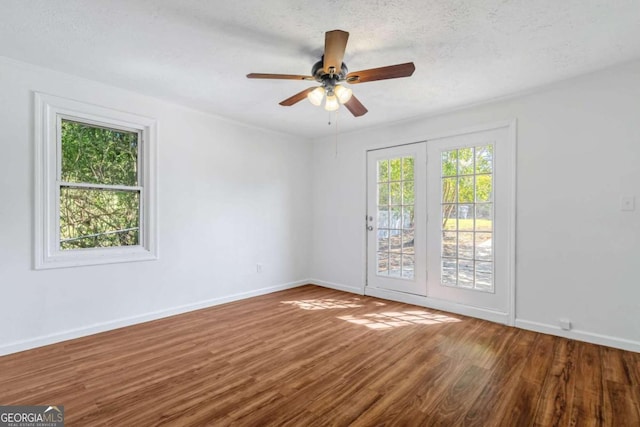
441, 146, 493, 229
377, 157, 415, 206
59, 120, 140, 250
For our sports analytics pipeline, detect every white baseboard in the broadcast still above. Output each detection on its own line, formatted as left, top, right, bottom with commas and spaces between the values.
308, 278, 364, 295
363, 286, 510, 325
5, 279, 638, 356
0, 279, 307, 356
515, 319, 640, 353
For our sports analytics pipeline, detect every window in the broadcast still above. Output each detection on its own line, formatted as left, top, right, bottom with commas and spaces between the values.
376, 156, 415, 279
35, 93, 157, 269
440, 145, 493, 291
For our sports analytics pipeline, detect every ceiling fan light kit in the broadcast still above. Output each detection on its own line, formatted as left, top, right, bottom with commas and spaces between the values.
307, 86, 325, 106
247, 30, 416, 117
334, 85, 353, 104
324, 94, 340, 111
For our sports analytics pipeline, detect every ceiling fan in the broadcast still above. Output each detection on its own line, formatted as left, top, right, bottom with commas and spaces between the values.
247, 30, 415, 117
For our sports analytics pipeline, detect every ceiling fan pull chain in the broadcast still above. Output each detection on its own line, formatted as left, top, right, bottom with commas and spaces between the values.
334, 109, 339, 159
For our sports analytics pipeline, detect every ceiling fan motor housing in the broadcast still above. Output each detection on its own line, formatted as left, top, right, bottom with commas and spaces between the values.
312, 58, 349, 88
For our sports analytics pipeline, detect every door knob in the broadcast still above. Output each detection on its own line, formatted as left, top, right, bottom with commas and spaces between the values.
367, 225, 374, 231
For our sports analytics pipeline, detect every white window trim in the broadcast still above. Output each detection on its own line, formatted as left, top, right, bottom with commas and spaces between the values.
34, 92, 158, 269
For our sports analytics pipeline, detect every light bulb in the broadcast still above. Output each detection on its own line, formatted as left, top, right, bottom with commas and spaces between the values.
334, 85, 353, 104
307, 87, 324, 106
324, 94, 340, 111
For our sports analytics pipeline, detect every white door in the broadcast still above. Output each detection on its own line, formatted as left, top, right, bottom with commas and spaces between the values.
426, 127, 512, 316
366, 143, 427, 296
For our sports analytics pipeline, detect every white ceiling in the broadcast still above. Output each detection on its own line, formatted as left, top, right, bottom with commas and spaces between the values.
2, 0, 640, 138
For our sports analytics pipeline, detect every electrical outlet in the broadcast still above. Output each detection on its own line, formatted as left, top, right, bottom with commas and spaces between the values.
256, 263, 263, 273
559, 318, 572, 331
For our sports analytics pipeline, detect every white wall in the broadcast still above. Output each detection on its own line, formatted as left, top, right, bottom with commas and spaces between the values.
0, 58, 313, 355
310, 60, 640, 351
2, 56, 639, 355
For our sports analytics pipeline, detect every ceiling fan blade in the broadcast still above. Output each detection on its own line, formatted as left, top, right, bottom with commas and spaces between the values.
279, 87, 316, 106
346, 62, 415, 84
344, 95, 368, 117
247, 73, 314, 80
323, 30, 349, 74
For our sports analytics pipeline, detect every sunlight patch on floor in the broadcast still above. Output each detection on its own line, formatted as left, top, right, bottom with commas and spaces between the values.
281, 298, 365, 310
337, 310, 461, 329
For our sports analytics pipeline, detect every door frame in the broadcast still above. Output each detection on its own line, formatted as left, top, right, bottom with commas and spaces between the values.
364, 119, 517, 326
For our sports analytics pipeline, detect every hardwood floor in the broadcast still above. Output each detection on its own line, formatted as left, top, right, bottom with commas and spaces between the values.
1, 285, 639, 426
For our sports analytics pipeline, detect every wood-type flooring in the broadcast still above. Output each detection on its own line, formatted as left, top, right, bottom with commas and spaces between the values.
1, 285, 639, 426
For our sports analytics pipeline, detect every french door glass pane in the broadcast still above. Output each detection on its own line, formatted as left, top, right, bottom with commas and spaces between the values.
377, 156, 415, 279
377, 252, 388, 274
440, 145, 494, 291
442, 259, 457, 285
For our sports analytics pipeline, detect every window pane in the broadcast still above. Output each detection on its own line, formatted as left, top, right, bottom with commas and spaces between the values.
458, 260, 474, 287
390, 158, 402, 181
60, 187, 139, 250
389, 229, 402, 253
378, 183, 389, 205
458, 176, 474, 203
442, 259, 457, 285
442, 178, 457, 203
458, 232, 474, 259
390, 207, 402, 229
61, 120, 138, 186
402, 229, 415, 255
458, 205, 474, 231
402, 157, 414, 181
475, 262, 493, 290
458, 147, 474, 175
377, 251, 389, 274
378, 159, 389, 182
442, 231, 457, 257
389, 253, 401, 277
402, 206, 414, 229
475, 174, 492, 202
390, 182, 402, 205
377, 207, 389, 228
475, 232, 492, 261
476, 145, 493, 174
441, 150, 457, 177
442, 204, 457, 230
402, 181, 415, 205
476, 204, 492, 231
439, 144, 494, 292
402, 254, 415, 279
377, 229, 389, 252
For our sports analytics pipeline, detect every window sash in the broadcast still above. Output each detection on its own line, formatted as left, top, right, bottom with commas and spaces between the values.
56, 114, 142, 186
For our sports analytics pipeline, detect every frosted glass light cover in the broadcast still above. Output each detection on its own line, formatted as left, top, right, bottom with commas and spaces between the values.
307, 87, 324, 106
324, 94, 340, 111
334, 85, 353, 104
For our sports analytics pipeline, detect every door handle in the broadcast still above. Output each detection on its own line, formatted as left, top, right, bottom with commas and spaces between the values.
367, 225, 374, 231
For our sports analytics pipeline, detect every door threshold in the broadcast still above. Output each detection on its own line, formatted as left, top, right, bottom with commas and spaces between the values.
365, 286, 510, 325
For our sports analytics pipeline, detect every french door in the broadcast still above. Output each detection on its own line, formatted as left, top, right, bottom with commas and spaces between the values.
366, 143, 427, 296
366, 124, 514, 320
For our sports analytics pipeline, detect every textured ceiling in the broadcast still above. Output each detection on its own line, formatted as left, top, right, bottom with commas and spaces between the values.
2, 0, 640, 138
